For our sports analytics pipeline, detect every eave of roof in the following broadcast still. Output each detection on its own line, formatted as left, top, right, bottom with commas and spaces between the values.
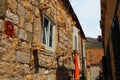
62, 0, 86, 40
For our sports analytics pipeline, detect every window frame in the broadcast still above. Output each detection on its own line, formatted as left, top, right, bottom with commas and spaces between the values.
73, 27, 78, 50
42, 15, 55, 51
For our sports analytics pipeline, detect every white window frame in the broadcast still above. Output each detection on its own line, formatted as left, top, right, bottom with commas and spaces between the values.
42, 15, 55, 51
73, 27, 78, 50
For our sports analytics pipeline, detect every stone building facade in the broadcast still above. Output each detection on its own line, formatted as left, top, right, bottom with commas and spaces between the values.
0, 0, 86, 80
100, 0, 120, 80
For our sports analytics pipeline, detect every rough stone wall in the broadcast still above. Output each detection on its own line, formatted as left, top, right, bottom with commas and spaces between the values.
90, 66, 100, 80
0, 0, 82, 80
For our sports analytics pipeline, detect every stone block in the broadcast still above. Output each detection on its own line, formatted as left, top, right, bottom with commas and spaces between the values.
56, 47, 64, 56
38, 56, 46, 66
33, 34, 40, 44
16, 0, 21, 4
11, 76, 23, 80
2, 50, 15, 61
35, 7, 40, 18
19, 16, 25, 28
29, 0, 38, 6
24, 64, 31, 74
5, 9, 18, 24
25, 23, 32, 32
0, 77, 10, 80
14, 25, 19, 36
0, 47, 4, 58
16, 51, 30, 64
0, 0, 6, 17
24, 74, 33, 80
0, 62, 9, 73
8, 63, 24, 76
26, 10, 34, 23
34, 18, 41, 32
21, 42, 28, 49
7, 0, 17, 14
18, 29, 27, 40
59, 37, 64, 44
27, 32, 32, 44
22, 0, 33, 11
17, 4, 26, 17
0, 19, 4, 31
38, 2, 50, 10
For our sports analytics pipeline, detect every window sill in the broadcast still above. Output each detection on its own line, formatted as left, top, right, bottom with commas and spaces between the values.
41, 43, 55, 53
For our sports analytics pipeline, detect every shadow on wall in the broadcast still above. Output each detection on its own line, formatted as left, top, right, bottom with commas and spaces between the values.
30, 50, 73, 79
56, 55, 72, 80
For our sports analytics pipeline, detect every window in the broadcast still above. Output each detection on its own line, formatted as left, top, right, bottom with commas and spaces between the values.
73, 27, 78, 50
42, 16, 54, 49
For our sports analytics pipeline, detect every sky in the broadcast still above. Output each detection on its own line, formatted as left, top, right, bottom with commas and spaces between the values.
70, 0, 101, 38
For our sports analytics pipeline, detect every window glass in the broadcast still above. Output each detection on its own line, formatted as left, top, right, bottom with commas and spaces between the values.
42, 16, 54, 48
73, 27, 78, 50
43, 17, 49, 44
49, 24, 53, 47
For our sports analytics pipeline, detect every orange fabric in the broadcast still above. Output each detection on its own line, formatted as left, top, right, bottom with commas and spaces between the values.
74, 53, 79, 79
